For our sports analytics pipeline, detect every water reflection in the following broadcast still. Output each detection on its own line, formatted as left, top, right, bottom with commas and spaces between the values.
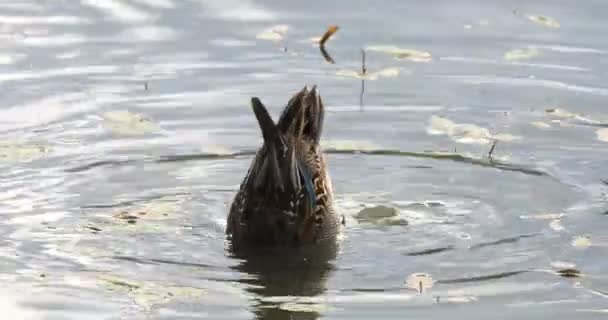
230, 242, 338, 320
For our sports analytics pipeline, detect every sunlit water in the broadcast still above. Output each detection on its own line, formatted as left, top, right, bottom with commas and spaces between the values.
1, 0, 607, 319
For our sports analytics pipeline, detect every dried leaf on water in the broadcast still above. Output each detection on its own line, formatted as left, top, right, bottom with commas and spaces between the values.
102, 110, 159, 136
334, 67, 401, 80
427, 115, 521, 145
256, 25, 289, 41
526, 14, 560, 28
367, 45, 432, 62
405, 273, 434, 293
0, 141, 47, 163
504, 48, 541, 61
319, 25, 339, 46
572, 235, 592, 248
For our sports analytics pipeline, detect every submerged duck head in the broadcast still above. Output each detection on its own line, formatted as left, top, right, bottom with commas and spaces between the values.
227, 86, 339, 247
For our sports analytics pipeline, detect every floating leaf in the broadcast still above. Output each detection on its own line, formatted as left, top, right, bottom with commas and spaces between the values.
112, 201, 178, 223
530, 121, 551, 129
427, 115, 520, 145
504, 48, 541, 61
527, 14, 560, 28
256, 25, 289, 41
98, 274, 206, 310
0, 141, 47, 163
572, 235, 592, 248
334, 67, 401, 80
596, 128, 608, 142
405, 273, 434, 293
549, 219, 565, 232
366, 45, 432, 62
102, 110, 159, 136
355, 205, 408, 226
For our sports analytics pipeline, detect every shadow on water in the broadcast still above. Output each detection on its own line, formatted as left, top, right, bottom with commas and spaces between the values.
228, 241, 338, 320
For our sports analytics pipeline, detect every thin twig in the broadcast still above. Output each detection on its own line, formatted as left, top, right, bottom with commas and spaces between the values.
488, 140, 498, 160
361, 49, 367, 74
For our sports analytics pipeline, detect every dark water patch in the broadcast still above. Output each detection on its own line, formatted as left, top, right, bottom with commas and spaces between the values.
112, 256, 220, 270
324, 149, 551, 177
65, 159, 137, 173
468, 233, 540, 250
404, 246, 455, 256
437, 270, 528, 284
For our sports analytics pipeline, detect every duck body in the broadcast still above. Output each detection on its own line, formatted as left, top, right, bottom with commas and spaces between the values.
226, 86, 340, 248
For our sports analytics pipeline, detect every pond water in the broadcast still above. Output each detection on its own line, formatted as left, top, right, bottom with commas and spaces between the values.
1, 0, 607, 319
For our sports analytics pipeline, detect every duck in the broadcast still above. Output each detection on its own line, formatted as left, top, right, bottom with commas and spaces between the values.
226, 85, 340, 248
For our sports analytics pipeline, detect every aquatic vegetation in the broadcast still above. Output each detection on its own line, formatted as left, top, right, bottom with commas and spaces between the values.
427, 115, 520, 145
98, 274, 206, 311
0, 141, 47, 163
405, 273, 434, 293
102, 110, 159, 136
354, 205, 408, 226
571, 235, 592, 248
255, 24, 289, 41
526, 14, 560, 28
504, 48, 541, 61
366, 45, 432, 62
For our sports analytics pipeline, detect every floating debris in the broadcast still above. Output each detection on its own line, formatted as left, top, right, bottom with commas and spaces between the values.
527, 14, 560, 28
556, 268, 581, 278
279, 300, 330, 313
98, 274, 206, 310
596, 128, 608, 142
427, 115, 520, 145
504, 48, 541, 61
367, 45, 432, 62
334, 67, 401, 81
354, 205, 408, 226
572, 235, 592, 249
545, 108, 578, 119
530, 121, 552, 129
102, 110, 159, 136
256, 24, 289, 41
549, 219, 565, 232
405, 273, 434, 293
551, 261, 577, 269
0, 141, 47, 163
520, 213, 564, 220
319, 25, 339, 46
112, 201, 177, 222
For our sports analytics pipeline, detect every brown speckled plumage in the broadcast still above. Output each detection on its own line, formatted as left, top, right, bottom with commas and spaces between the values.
226, 86, 340, 248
